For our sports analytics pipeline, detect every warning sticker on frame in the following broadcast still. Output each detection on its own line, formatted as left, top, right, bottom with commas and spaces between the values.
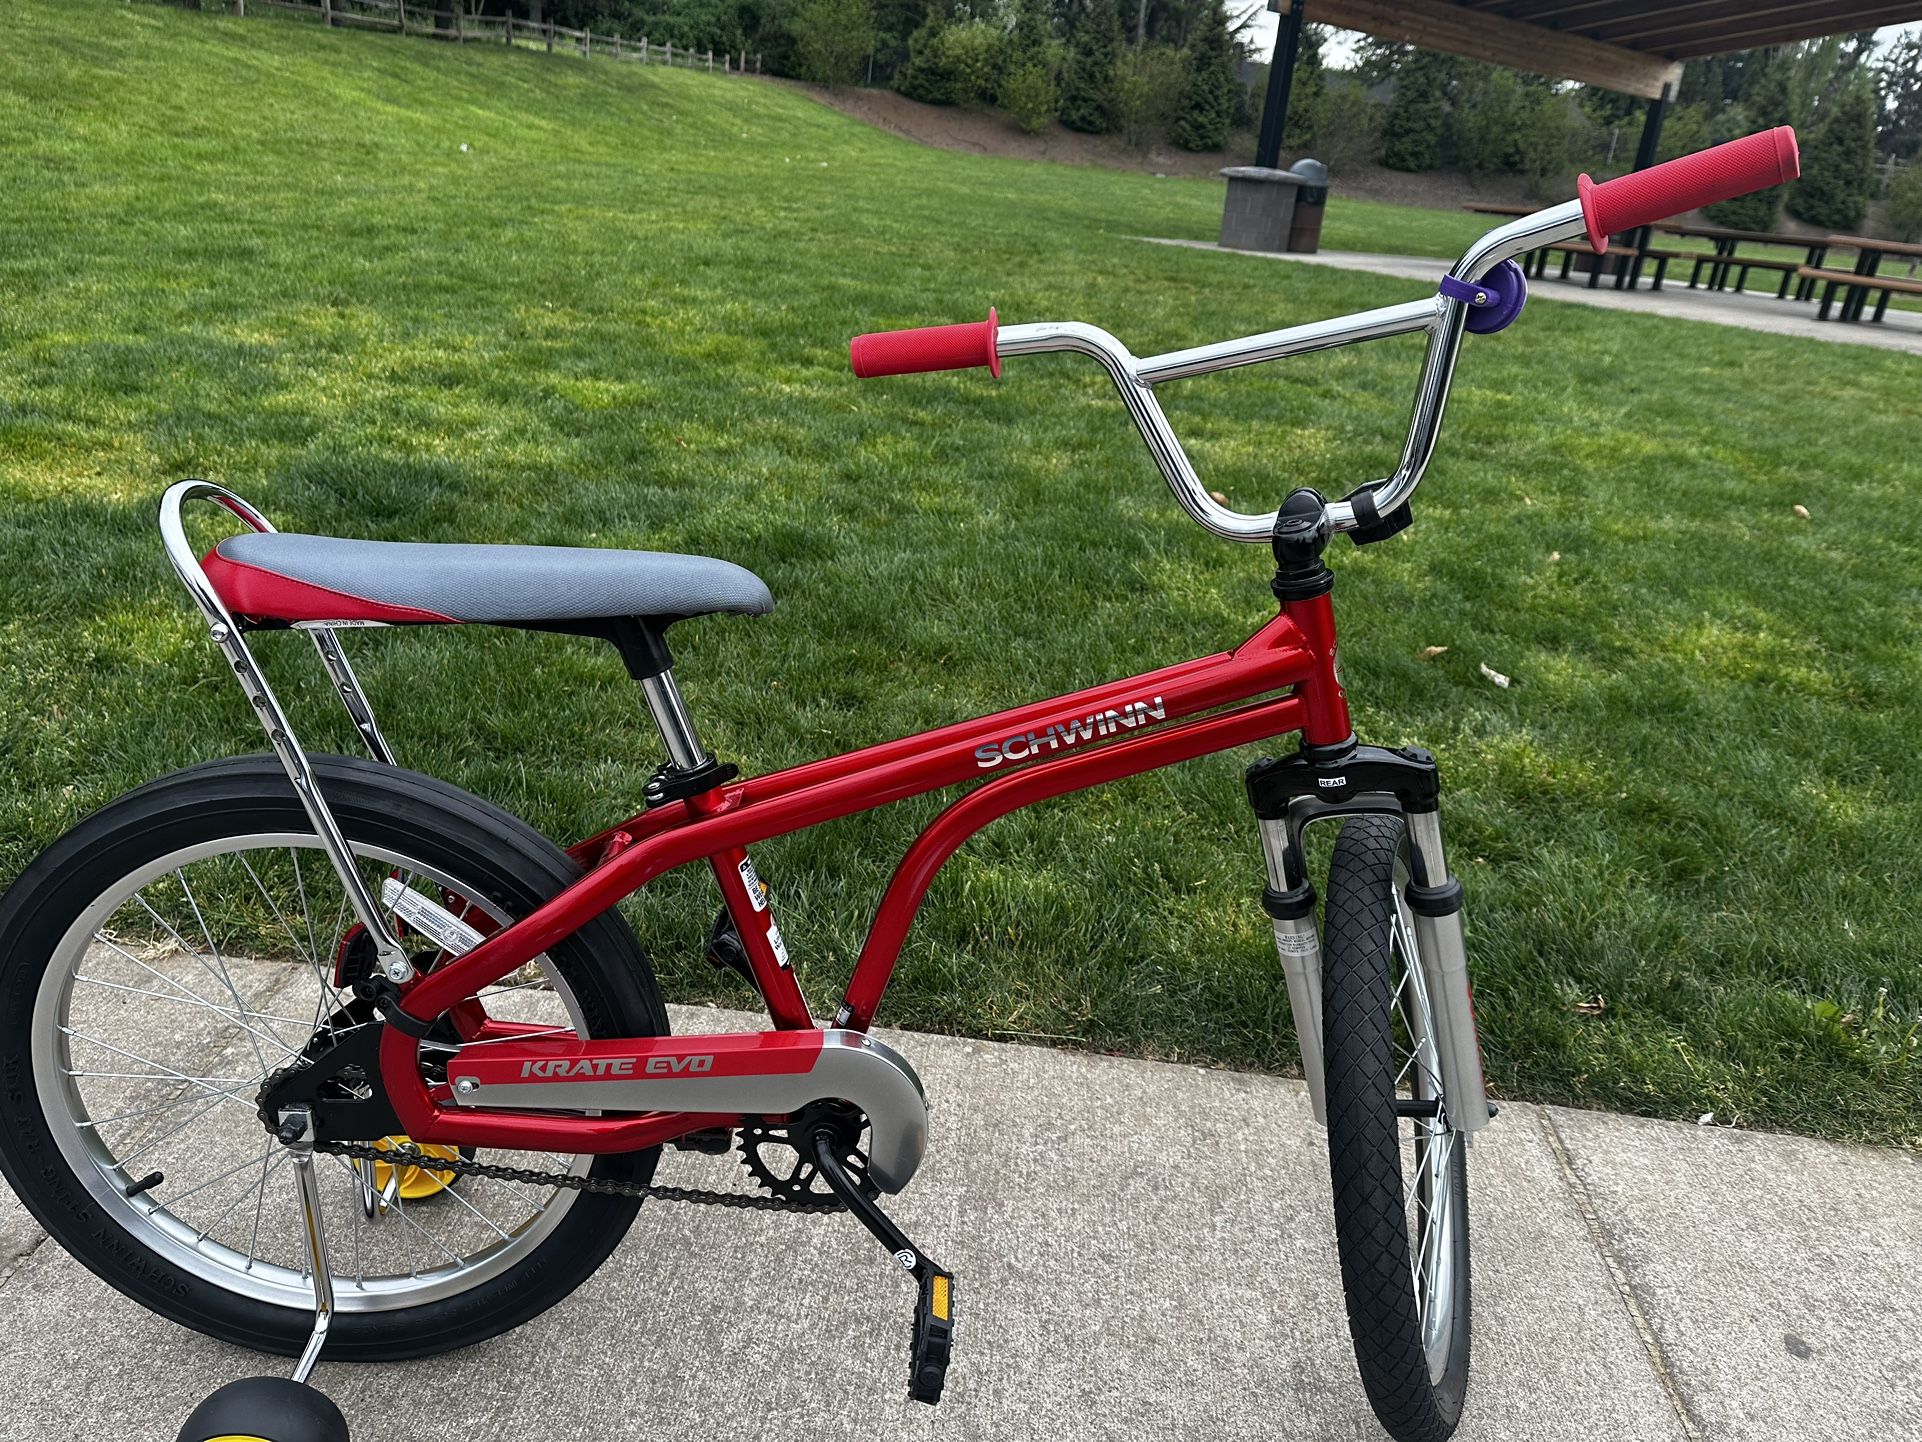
766, 920, 791, 968
1273, 928, 1319, 957
737, 857, 768, 911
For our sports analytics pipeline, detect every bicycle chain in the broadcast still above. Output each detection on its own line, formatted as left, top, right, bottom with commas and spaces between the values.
257, 1059, 847, 1214
317, 1135, 848, 1214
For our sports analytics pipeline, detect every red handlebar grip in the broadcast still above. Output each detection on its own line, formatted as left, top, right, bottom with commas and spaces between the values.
1577, 126, 1799, 252
850, 308, 1001, 379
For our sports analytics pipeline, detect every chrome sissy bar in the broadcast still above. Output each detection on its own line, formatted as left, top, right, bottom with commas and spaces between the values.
157, 479, 414, 987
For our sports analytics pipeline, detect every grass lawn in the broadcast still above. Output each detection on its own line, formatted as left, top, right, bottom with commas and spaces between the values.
3, 0, 1917, 1147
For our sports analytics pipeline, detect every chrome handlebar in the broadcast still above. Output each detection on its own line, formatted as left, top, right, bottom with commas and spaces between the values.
998, 198, 1588, 543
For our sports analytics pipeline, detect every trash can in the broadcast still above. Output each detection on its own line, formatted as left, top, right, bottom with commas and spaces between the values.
1218, 160, 1329, 254
1286, 158, 1328, 254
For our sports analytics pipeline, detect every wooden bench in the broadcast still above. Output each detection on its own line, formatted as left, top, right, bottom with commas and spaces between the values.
1635, 247, 1688, 291
1798, 265, 1922, 322
1689, 253, 1803, 297
1525, 241, 1640, 289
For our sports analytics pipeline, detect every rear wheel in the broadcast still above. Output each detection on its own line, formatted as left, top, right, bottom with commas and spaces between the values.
0, 754, 667, 1359
1321, 814, 1472, 1442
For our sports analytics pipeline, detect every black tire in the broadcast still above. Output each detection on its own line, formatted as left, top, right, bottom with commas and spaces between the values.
0, 754, 668, 1360
177, 1377, 350, 1442
1322, 814, 1472, 1442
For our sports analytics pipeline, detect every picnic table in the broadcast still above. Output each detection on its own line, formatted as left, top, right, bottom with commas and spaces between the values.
1799, 235, 1922, 323
1656, 224, 1826, 298
1459, 203, 1643, 289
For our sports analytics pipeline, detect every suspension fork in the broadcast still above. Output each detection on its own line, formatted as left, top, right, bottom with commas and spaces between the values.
1244, 744, 1492, 1134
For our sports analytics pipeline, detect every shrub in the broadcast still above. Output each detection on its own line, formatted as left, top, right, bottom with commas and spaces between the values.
1789, 76, 1878, 229
1885, 164, 1922, 241
1303, 78, 1380, 172
792, 0, 874, 86
1000, 58, 1058, 133
1113, 44, 1183, 151
1058, 0, 1121, 134
894, 13, 1004, 107
1170, 0, 1237, 152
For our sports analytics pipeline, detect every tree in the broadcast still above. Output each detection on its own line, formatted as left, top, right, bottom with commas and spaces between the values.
792, 0, 874, 85
1878, 34, 1922, 161
1789, 74, 1878, 228
1170, 0, 1237, 152
1058, 0, 1121, 134
1885, 162, 1922, 241
1000, 0, 1060, 131
896, 5, 953, 102
1379, 49, 1451, 171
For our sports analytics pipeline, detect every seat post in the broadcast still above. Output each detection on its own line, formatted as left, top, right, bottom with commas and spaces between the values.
639, 668, 711, 771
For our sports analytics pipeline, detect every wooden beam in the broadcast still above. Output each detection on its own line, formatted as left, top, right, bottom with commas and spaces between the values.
1309, 0, 1684, 96
1592, 0, 1919, 45
1664, 4, 1922, 57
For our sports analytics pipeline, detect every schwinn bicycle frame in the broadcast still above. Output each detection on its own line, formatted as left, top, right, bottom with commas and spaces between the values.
159, 201, 1586, 1165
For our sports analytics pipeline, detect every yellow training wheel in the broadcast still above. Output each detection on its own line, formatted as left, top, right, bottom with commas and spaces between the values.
369, 1135, 462, 1200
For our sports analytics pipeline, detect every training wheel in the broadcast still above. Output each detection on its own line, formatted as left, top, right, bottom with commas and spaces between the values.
176, 1377, 349, 1442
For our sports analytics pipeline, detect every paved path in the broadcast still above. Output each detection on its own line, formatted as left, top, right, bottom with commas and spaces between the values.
1144, 239, 1922, 355
2, 1005, 1916, 1441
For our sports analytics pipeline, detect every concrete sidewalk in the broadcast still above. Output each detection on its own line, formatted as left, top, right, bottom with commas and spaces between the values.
1143, 238, 1922, 356
1, 1005, 1916, 1441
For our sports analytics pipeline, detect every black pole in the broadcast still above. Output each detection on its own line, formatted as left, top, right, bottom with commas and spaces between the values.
1623, 80, 1673, 287
1255, 0, 1305, 170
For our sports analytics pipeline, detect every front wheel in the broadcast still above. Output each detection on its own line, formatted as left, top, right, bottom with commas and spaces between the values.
1321, 814, 1472, 1442
0, 754, 668, 1359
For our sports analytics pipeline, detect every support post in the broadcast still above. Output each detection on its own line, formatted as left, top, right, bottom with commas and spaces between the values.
1623, 79, 1673, 287
1255, 0, 1305, 171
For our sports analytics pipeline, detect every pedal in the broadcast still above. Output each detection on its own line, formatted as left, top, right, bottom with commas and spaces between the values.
671, 1126, 734, 1155
806, 1120, 958, 1406
909, 1267, 956, 1404
703, 906, 758, 992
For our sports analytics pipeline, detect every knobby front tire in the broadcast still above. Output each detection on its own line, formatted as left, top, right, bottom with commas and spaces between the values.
0, 754, 668, 1360
1321, 814, 1472, 1442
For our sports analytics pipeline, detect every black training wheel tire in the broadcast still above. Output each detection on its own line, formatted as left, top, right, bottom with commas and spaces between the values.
177, 1377, 349, 1442
0, 754, 669, 1360
1321, 814, 1472, 1442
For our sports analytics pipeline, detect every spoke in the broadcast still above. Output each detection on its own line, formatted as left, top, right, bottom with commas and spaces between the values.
197, 1140, 283, 1244
150, 1146, 284, 1211
292, 848, 322, 982
246, 1139, 278, 1269
174, 869, 272, 1077
64, 1068, 254, 1090
74, 973, 312, 1041
79, 1089, 235, 1132
87, 935, 302, 1061
60, 1029, 259, 1106
239, 854, 343, 1048
432, 1177, 515, 1241
326, 1155, 464, 1270
115, 1088, 236, 1167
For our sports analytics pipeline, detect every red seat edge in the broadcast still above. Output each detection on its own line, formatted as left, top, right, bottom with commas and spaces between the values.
201, 545, 457, 626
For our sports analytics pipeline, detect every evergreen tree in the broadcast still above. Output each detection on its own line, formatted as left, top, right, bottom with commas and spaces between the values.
1379, 49, 1451, 172
896, 4, 954, 103
1170, 0, 1237, 152
1058, 0, 1121, 134
1280, 22, 1325, 146
1789, 74, 1878, 228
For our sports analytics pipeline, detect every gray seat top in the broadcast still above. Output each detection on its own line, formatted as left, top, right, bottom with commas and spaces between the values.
215, 533, 773, 627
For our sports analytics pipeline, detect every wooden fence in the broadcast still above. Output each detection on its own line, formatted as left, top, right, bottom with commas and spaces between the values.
216, 0, 761, 75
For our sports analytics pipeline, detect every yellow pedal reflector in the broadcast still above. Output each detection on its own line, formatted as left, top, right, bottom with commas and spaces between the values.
370, 1135, 461, 1199
930, 1273, 951, 1322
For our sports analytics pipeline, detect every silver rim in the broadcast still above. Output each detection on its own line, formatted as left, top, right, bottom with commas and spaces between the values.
32, 833, 596, 1314
1389, 868, 1462, 1384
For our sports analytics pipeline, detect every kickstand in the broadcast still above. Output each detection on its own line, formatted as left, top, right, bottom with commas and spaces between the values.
809, 1127, 956, 1404
275, 1107, 337, 1386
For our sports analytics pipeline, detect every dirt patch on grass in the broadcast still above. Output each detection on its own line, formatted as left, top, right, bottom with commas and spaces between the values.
780, 79, 1543, 212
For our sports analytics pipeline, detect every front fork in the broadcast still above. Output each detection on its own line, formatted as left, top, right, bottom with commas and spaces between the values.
1246, 744, 1491, 1133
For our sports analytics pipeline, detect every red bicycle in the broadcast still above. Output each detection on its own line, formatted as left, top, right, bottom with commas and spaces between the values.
0, 131, 1796, 1442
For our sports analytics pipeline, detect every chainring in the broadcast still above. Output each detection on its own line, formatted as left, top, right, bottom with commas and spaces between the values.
738, 1101, 878, 1203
